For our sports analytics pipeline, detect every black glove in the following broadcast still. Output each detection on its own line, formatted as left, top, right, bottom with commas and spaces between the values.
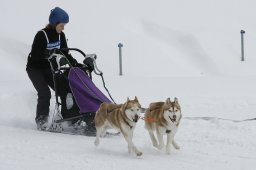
83, 57, 94, 71
75, 63, 85, 68
66, 54, 78, 66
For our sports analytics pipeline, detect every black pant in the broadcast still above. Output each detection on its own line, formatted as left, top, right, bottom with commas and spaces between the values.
27, 68, 54, 120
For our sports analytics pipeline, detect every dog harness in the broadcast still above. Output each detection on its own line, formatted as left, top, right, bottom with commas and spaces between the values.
123, 117, 133, 129
106, 106, 133, 129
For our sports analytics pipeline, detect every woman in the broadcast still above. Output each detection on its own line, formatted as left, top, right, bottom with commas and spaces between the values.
26, 7, 77, 130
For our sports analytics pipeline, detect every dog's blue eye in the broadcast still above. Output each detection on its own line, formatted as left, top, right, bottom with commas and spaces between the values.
169, 110, 172, 112
131, 109, 134, 111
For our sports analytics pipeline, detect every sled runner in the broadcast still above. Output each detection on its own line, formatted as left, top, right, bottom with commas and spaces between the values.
46, 48, 115, 136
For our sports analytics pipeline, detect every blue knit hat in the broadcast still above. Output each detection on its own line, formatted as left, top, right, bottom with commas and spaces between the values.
49, 7, 69, 25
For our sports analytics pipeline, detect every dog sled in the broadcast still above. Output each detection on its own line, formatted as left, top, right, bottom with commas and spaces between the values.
46, 48, 115, 136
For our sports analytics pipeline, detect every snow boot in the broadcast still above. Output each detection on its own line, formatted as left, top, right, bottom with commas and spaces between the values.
36, 115, 48, 131
83, 112, 96, 137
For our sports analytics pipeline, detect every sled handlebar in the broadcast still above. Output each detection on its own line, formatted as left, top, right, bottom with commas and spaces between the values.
49, 48, 86, 57
49, 48, 98, 61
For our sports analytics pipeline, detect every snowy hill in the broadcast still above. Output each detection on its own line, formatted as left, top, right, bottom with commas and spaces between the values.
0, 0, 256, 170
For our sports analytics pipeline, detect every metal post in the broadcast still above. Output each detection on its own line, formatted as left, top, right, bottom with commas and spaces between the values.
118, 43, 123, 75
240, 30, 245, 61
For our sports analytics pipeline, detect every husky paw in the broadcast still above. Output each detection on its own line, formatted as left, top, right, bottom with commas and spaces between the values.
94, 139, 99, 146
157, 145, 164, 150
136, 152, 143, 157
173, 142, 180, 149
166, 146, 171, 154
166, 149, 171, 155
174, 145, 180, 150
152, 143, 158, 148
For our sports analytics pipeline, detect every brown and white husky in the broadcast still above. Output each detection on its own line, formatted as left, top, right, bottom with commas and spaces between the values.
144, 97, 182, 154
94, 97, 143, 156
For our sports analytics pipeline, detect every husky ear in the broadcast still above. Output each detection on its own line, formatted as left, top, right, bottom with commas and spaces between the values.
134, 96, 138, 102
127, 97, 130, 102
174, 97, 179, 104
174, 97, 181, 109
165, 97, 171, 104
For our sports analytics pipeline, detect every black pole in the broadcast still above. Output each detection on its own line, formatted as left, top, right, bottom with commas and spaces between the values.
118, 43, 123, 75
240, 30, 245, 61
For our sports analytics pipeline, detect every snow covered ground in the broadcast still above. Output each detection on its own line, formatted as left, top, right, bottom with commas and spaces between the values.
0, 0, 256, 170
